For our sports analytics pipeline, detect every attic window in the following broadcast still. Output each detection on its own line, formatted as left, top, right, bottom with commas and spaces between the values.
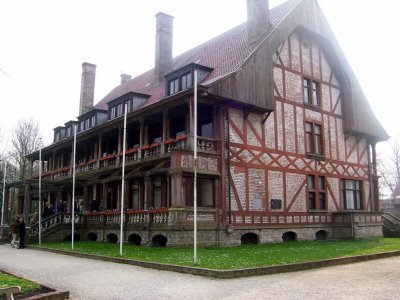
168, 72, 192, 96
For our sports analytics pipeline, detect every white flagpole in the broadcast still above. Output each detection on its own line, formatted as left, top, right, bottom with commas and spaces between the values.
193, 70, 198, 264
120, 103, 128, 256
72, 124, 77, 250
1, 160, 6, 226
38, 138, 42, 245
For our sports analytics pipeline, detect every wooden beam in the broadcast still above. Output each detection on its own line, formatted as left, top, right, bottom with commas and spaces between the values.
262, 112, 272, 124
243, 109, 250, 120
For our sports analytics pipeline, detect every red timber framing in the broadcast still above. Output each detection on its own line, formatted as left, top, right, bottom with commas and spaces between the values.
226, 32, 374, 227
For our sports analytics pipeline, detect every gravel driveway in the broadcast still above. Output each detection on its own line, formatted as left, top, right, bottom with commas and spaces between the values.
1, 245, 399, 299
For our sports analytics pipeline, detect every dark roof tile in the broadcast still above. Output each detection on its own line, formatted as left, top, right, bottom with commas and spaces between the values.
94, 0, 302, 110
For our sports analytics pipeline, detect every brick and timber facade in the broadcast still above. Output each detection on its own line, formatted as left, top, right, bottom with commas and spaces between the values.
1, 0, 388, 246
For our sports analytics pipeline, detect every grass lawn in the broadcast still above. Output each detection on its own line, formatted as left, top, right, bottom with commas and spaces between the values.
39, 238, 400, 270
0, 271, 41, 294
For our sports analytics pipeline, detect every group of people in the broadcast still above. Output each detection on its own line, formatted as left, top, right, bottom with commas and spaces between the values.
10, 217, 26, 249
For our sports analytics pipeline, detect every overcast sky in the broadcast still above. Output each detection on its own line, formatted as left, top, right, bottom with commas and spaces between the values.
1, 0, 399, 157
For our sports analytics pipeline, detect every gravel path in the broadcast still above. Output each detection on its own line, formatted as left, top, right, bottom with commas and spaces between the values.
0, 244, 399, 299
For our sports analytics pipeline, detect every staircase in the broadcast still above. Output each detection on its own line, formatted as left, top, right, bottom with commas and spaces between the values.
29, 213, 84, 243
382, 213, 400, 237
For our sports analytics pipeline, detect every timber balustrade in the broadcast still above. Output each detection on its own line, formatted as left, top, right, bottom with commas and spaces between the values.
31, 134, 222, 180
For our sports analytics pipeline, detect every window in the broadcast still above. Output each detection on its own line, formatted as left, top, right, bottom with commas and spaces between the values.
181, 73, 192, 90
117, 103, 123, 117
168, 72, 193, 96
341, 179, 362, 210
80, 120, 85, 132
169, 78, 179, 95
67, 127, 71, 137
308, 175, 326, 210
85, 118, 90, 129
110, 106, 116, 119
55, 131, 60, 142
91, 116, 96, 127
303, 78, 320, 106
305, 121, 323, 155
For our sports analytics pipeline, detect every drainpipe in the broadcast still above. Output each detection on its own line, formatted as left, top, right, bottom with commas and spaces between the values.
367, 142, 374, 211
351, 212, 354, 239
226, 107, 232, 226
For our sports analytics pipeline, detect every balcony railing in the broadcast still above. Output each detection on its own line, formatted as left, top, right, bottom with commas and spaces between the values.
31, 134, 219, 180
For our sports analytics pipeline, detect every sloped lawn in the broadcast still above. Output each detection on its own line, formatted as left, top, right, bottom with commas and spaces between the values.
39, 238, 400, 270
0, 271, 41, 294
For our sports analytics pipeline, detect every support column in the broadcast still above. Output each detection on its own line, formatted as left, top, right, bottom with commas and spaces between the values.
3, 187, 10, 225
162, 111, 168, 154
188, 97, 194, 149
23, 184, 31, 222
166, 175, 170, 208
83, 186, 89, 212
118, 126, 122, 154
168, 171, 185, 228
371, 143, 380, 212
169, 171, 183, 207
17, 192, 24, 216
52, 151, 56, 170
103, 183, 108, 210
98, 134, 103, 158
144, 175, 153, 209
139, 118, 145, 159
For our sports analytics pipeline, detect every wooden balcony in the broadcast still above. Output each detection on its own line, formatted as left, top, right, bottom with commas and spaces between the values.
30, 135, 220, 181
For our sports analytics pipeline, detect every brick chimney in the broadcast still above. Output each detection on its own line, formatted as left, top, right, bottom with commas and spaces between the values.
79, 62, 96, 116
154, 12, 174, 84
247, 0, 270, 43
120, 74, 132, 84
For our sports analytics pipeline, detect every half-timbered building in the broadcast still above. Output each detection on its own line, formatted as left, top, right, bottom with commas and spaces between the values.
2, 0, 388, 246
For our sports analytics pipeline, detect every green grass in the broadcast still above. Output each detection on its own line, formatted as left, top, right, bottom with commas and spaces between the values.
39, 238, 400, 270
0, 272, 41, 293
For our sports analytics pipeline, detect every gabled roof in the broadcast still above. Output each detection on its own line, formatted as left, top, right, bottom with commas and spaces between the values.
95, 0, 388, 141
94, 0, 302, 110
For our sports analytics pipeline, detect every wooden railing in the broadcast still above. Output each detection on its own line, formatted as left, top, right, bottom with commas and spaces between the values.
30, 134, 219, 180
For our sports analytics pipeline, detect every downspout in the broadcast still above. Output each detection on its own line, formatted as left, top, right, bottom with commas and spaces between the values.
367, 142, 374, 211
226, 107, 232, 227
371, 142, 380, 212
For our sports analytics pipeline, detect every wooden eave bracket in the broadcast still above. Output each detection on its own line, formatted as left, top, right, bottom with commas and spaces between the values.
262, 112, 272, 124
243, 109, 250, 120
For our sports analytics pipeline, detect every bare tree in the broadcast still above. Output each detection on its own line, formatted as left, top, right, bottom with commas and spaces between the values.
8, 118, 43, 181
378, 136, 400, 198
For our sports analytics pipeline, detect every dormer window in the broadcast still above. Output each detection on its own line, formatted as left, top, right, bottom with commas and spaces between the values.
110, 106, 116, 119
117, 103, 123, 116
168, 73, 192, 96
169, 78, 180, 95
181, 72, 192, 90
166, 63, 213, 96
